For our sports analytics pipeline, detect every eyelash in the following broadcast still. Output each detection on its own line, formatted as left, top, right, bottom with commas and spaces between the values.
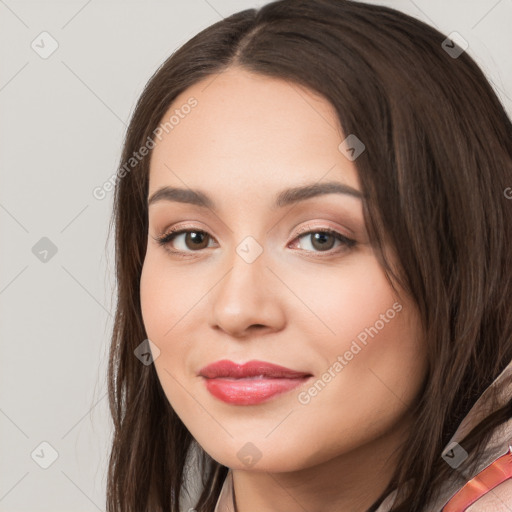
153, 223, 357, 259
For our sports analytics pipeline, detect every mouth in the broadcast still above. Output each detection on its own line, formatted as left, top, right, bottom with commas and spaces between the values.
198, 359, 313, 405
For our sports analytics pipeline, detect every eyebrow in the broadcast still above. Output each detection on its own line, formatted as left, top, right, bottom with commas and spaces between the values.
147, 181, 363, 210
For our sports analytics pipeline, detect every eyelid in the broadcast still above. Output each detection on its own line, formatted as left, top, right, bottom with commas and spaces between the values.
153, 221, 357, 256
292, 222, 353, 241
154, 221, 351, 242
157, 222, 215, 239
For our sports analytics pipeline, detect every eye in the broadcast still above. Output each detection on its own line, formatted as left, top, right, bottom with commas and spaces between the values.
291, 225, 356, 255
153, 227, 216, 254
152, 224, 357, 257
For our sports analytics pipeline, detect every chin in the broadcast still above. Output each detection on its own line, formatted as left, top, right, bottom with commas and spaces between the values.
197, 438, 323, 474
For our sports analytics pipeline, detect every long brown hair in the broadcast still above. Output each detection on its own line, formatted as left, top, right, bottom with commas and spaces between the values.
106, 1, 512, 510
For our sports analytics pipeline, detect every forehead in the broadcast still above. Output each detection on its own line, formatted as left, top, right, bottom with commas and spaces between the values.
148, 67, 360, 197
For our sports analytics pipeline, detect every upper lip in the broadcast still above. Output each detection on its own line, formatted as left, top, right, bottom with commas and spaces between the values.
198, 359, 312, 379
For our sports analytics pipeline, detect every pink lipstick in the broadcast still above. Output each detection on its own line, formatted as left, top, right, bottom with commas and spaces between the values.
198, 359, 312, 405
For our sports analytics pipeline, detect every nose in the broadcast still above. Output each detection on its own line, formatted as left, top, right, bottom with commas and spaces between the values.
208, 240, 287, 338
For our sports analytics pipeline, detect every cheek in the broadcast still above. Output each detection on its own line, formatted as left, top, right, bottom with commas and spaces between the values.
139, 253, 195, 411
289, 255, 426, 436
140, 250, 200, 341
289, 252, 401, 350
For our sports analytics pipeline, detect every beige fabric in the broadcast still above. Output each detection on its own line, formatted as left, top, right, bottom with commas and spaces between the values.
212, 359, 512, 512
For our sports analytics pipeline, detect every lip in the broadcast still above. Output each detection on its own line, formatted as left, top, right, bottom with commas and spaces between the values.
198, 359, 312, 405
199, 359, 311, 379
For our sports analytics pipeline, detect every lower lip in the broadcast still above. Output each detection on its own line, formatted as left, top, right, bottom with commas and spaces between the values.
203, 376, 311, 405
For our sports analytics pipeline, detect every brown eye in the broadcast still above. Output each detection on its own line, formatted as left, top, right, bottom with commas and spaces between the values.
308, 232, 336, 251
156, 229, 215, 252
295, 229, 356, 253
182, 231, 210, 250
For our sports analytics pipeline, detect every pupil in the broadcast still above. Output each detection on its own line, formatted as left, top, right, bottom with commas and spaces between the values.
188, 231, 207, 249
312, 232, 334, 251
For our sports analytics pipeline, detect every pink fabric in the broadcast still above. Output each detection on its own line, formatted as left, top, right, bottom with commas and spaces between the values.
441, 447, 512, 512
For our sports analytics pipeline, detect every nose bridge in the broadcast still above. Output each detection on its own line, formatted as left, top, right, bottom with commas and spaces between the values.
209, 231, 285, 335
221, 233, 269, 303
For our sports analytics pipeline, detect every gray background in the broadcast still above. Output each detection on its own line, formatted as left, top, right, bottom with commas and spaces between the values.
1, 0, 511, 510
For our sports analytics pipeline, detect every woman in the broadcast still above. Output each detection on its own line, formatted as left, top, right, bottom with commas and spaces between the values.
105, 0, 512, 510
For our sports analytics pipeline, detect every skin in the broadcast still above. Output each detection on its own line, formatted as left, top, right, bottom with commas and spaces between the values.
140, 66, 428, 512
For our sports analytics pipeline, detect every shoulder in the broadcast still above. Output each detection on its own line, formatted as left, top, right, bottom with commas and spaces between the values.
465, 478, 512, 512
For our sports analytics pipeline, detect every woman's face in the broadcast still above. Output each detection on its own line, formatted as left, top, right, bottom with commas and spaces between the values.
140, 67, 427, 473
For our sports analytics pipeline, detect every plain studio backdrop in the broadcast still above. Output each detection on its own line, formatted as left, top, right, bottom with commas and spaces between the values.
0, 0, 511, 510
